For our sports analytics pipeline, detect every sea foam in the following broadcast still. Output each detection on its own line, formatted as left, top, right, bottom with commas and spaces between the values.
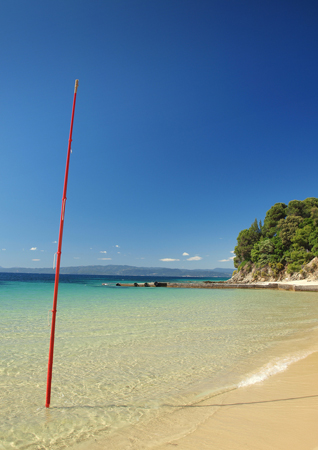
238, 350, 314, 388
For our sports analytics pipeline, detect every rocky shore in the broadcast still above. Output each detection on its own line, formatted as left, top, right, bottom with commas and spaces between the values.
229, 256, 318, 284
166, 281, 318, 291
113, 259, 318, 291
116, 280, 318, 292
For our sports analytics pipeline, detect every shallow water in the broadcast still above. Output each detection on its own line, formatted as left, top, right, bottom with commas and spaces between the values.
1, 273, 318, 449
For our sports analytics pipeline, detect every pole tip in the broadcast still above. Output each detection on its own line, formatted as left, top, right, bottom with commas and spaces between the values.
74, 79, 79, 93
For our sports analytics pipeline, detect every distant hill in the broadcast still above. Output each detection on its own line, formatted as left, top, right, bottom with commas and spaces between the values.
0, 264, 234, 278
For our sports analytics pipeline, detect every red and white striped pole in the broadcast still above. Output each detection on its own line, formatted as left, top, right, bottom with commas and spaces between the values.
46, 79, 79, 408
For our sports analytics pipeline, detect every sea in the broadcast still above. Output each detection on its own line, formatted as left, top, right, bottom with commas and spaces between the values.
1, 272, 318, 449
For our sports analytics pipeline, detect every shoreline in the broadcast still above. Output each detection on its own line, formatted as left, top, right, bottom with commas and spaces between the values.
152, 349, 318, 450
75, 290, 318, 450
118, 279, 318, 291
77, 342, 318, 450
169, 279, 318, 291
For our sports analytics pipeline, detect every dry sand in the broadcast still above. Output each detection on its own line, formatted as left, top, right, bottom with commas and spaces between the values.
77, 281, 318, 450
265, 279, 318, 286
153, 351, 318, 450
153, 282, 318, 449
79, 349, 318, 450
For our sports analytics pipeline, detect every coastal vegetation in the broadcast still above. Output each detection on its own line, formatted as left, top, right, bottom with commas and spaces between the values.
233, 198, 318, 281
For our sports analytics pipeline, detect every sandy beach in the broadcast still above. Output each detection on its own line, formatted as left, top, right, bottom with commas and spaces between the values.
152, 350, 318, 450
3, 273, 318, 450
154, 280, 318, 450
262, 279, 318, 286
78, 345, 318, 450
75, 281, 318, 450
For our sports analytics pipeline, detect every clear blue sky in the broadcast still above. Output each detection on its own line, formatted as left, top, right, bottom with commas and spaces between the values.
1, 0, 317, 270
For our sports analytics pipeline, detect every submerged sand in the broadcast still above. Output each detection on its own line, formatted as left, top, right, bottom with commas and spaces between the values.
152, 286, 318, 450
75, 283, 318, 450
153, 351, 318, 450
78, 349, 318, 450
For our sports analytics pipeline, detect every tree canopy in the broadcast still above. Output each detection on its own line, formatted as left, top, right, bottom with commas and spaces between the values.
234, 198, 318, 273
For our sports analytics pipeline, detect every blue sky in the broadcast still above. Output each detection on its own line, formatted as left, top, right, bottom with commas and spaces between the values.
1, 0, 317, 270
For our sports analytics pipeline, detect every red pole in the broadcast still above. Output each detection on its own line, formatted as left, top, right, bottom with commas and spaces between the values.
46, 80, 79, 408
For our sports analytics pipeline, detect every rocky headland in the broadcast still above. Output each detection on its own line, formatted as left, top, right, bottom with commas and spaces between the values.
228, 257, 318, 284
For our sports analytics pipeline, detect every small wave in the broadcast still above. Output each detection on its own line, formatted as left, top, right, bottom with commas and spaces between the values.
238, 350, 314, 388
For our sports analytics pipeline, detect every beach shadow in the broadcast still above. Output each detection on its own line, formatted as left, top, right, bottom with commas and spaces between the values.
163, 393, 318, 408
45, 393, 318, 412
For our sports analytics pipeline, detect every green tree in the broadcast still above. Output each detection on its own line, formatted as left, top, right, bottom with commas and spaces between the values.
291, 224, 312, 250
262, 203, 287, 238
303, 198, 318, 218
234, 219, 261, 267
286, 245, 314, 273
251, 238, 274, 267
310, 207, 318, 227
270, 236, 286, 264
277, 215, 303, 246
308, 228, 318, 254
234, 198, 318, 274
286, 200, 305, 217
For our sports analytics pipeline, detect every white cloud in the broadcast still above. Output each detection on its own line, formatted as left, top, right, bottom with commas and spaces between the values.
230, 250, 235, 254
52, 241, 57, 244
182, 252, 189, 256
2, 249, 6, 251
100, 251, 107, 253
98, 258, 112, 260
115, 245, 120, 248
30, 247, 37, 251
160, 258, 180, 262
218, 256, 235, 262
32, 259, 40, 261
186, 256, 202, 261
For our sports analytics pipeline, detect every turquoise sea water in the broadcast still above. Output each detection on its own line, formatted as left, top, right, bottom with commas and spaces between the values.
1, 273, 318, 449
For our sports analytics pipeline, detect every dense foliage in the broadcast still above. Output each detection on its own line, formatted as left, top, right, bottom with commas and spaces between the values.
234, 198, 318, 274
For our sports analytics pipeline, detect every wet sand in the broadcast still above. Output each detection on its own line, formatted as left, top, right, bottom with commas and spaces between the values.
78, 347, 318, 450
153, 351, 318, 450
76, 282, 318, 450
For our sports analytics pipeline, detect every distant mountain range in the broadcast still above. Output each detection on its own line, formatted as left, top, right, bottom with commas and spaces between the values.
0, 264, 234, 278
